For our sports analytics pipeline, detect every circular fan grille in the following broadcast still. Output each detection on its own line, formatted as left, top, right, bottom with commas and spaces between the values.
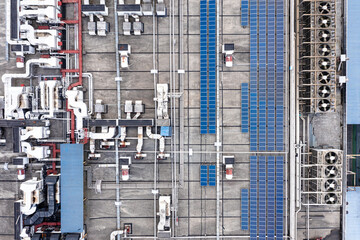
318, 99, 331, 112
318, 30, 331, 42
318, 16, 332, 28
319, 58, 331, 70
318, 85, 331, 98
324, 166, 338, 178
318, 72, 331, 84
318, 44, 331, 56
325, 151, 338, 164
324, 179, 338, 191
318, 2, 332, 14
324, 193, 338, 204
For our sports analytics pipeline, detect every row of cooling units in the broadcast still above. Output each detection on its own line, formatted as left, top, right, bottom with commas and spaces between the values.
298, 0, 347, 113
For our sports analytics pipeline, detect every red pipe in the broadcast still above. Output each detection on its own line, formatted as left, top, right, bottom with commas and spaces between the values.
60, 69, 79, 73
63, 19, 78, 24
58, 50, 79, 54
63, 0, 83, 143
41, 143, 60, 175
35, 222, 61, 229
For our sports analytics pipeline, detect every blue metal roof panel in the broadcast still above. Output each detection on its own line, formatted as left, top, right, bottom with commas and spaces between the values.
60, 144, 84, 233
347, 0, 360, 124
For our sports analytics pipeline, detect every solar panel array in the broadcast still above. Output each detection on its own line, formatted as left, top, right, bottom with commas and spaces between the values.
249, 156, 284, 240
276, 156, 284, 239
200, 0, 216, 134
200, 0, 208, 134
249, 0, 258, 151
200, 165, 208, 186
241, 189, 249, 230
241, 0, 249, 27
276, 0, 284, 151
248, 0, 284, 151
259, 0, 267, 151
268, 0, 276, 151
241, 83, 249, 133
200, 165, 216, 186
249, 156, 257, 239
208, 165, 216, 186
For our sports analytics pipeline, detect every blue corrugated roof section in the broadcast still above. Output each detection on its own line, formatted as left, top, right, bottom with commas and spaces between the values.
346, 187, 360, 239
347, 0, 360, 124
61, 144, 84, 233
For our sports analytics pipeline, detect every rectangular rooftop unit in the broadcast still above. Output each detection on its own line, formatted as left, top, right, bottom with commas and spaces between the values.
61, 144, 84, 233
117, 4, 142, 16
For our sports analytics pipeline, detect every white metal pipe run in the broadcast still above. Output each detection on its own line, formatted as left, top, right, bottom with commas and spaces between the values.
289, 0, 297, 238
216, 0, 221, 239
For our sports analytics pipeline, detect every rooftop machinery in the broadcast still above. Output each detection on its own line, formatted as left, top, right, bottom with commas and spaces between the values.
3, 0, 172, 238
298, 0, 338, 113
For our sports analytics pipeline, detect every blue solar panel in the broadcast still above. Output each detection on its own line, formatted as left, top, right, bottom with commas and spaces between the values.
250, 156, 257, 240
208, 165, 216, 186
208, 0, 216, 134
276, 0, 284, 151
259, 156, 266, 240
241, 0, 249, 27
241, 189, 249, 230
200, 165, 208, 186
276, 156, 284, 239
242, 83, 249, 132
267, 156, 275, 240
200, 0, 208, 134
249, 0, 258, 152
268, 0, 276, 152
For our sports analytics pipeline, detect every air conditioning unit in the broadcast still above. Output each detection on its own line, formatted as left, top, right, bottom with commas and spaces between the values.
321, 192, 341, 205
322, 165, 342, 178
321, 178, 342, 192
317, 2, 335, 15
310, 149, 343, 165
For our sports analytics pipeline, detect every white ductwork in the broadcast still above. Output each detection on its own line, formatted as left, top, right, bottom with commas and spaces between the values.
2, 57, 60, 119
20, 178, 44, 216
40, 80, 59, 118
66, 89, 88, 130
20, 0, 58, 7
146, 126, 166, 159
135, 127, 146, 159
119, 126, 127, 146
19, 23, 61, 50
20, 127, 50, 141
110, 230, 126, 240
89, 127, 116, 140
19, 6, 61, 23
21, 142, 51, 160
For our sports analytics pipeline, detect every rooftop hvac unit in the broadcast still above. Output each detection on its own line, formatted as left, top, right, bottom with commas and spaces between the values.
317, 85, 332, 98
323, 165, 341, 178
318, 43, 334, 56
322, 179, 341, 192
317, 16, 334, 28
322, 193, 341, 205
316, 99, 335, 112
318, 58, 334, 70
311, 149, 343, 165
318, 71, 332, 84
317, 29, 336, 42
318, 2, 334, 14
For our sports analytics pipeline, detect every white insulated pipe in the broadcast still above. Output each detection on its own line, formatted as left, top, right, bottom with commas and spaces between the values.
146, 126, 165, 154
40, 81, 46, 110
136, 127, 143, 154
289, 0, 297, 238
89, 127, 116, 140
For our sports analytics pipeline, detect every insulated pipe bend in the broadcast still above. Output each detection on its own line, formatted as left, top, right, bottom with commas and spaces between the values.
89, 127, 116, 140
146, 126, 165, 153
